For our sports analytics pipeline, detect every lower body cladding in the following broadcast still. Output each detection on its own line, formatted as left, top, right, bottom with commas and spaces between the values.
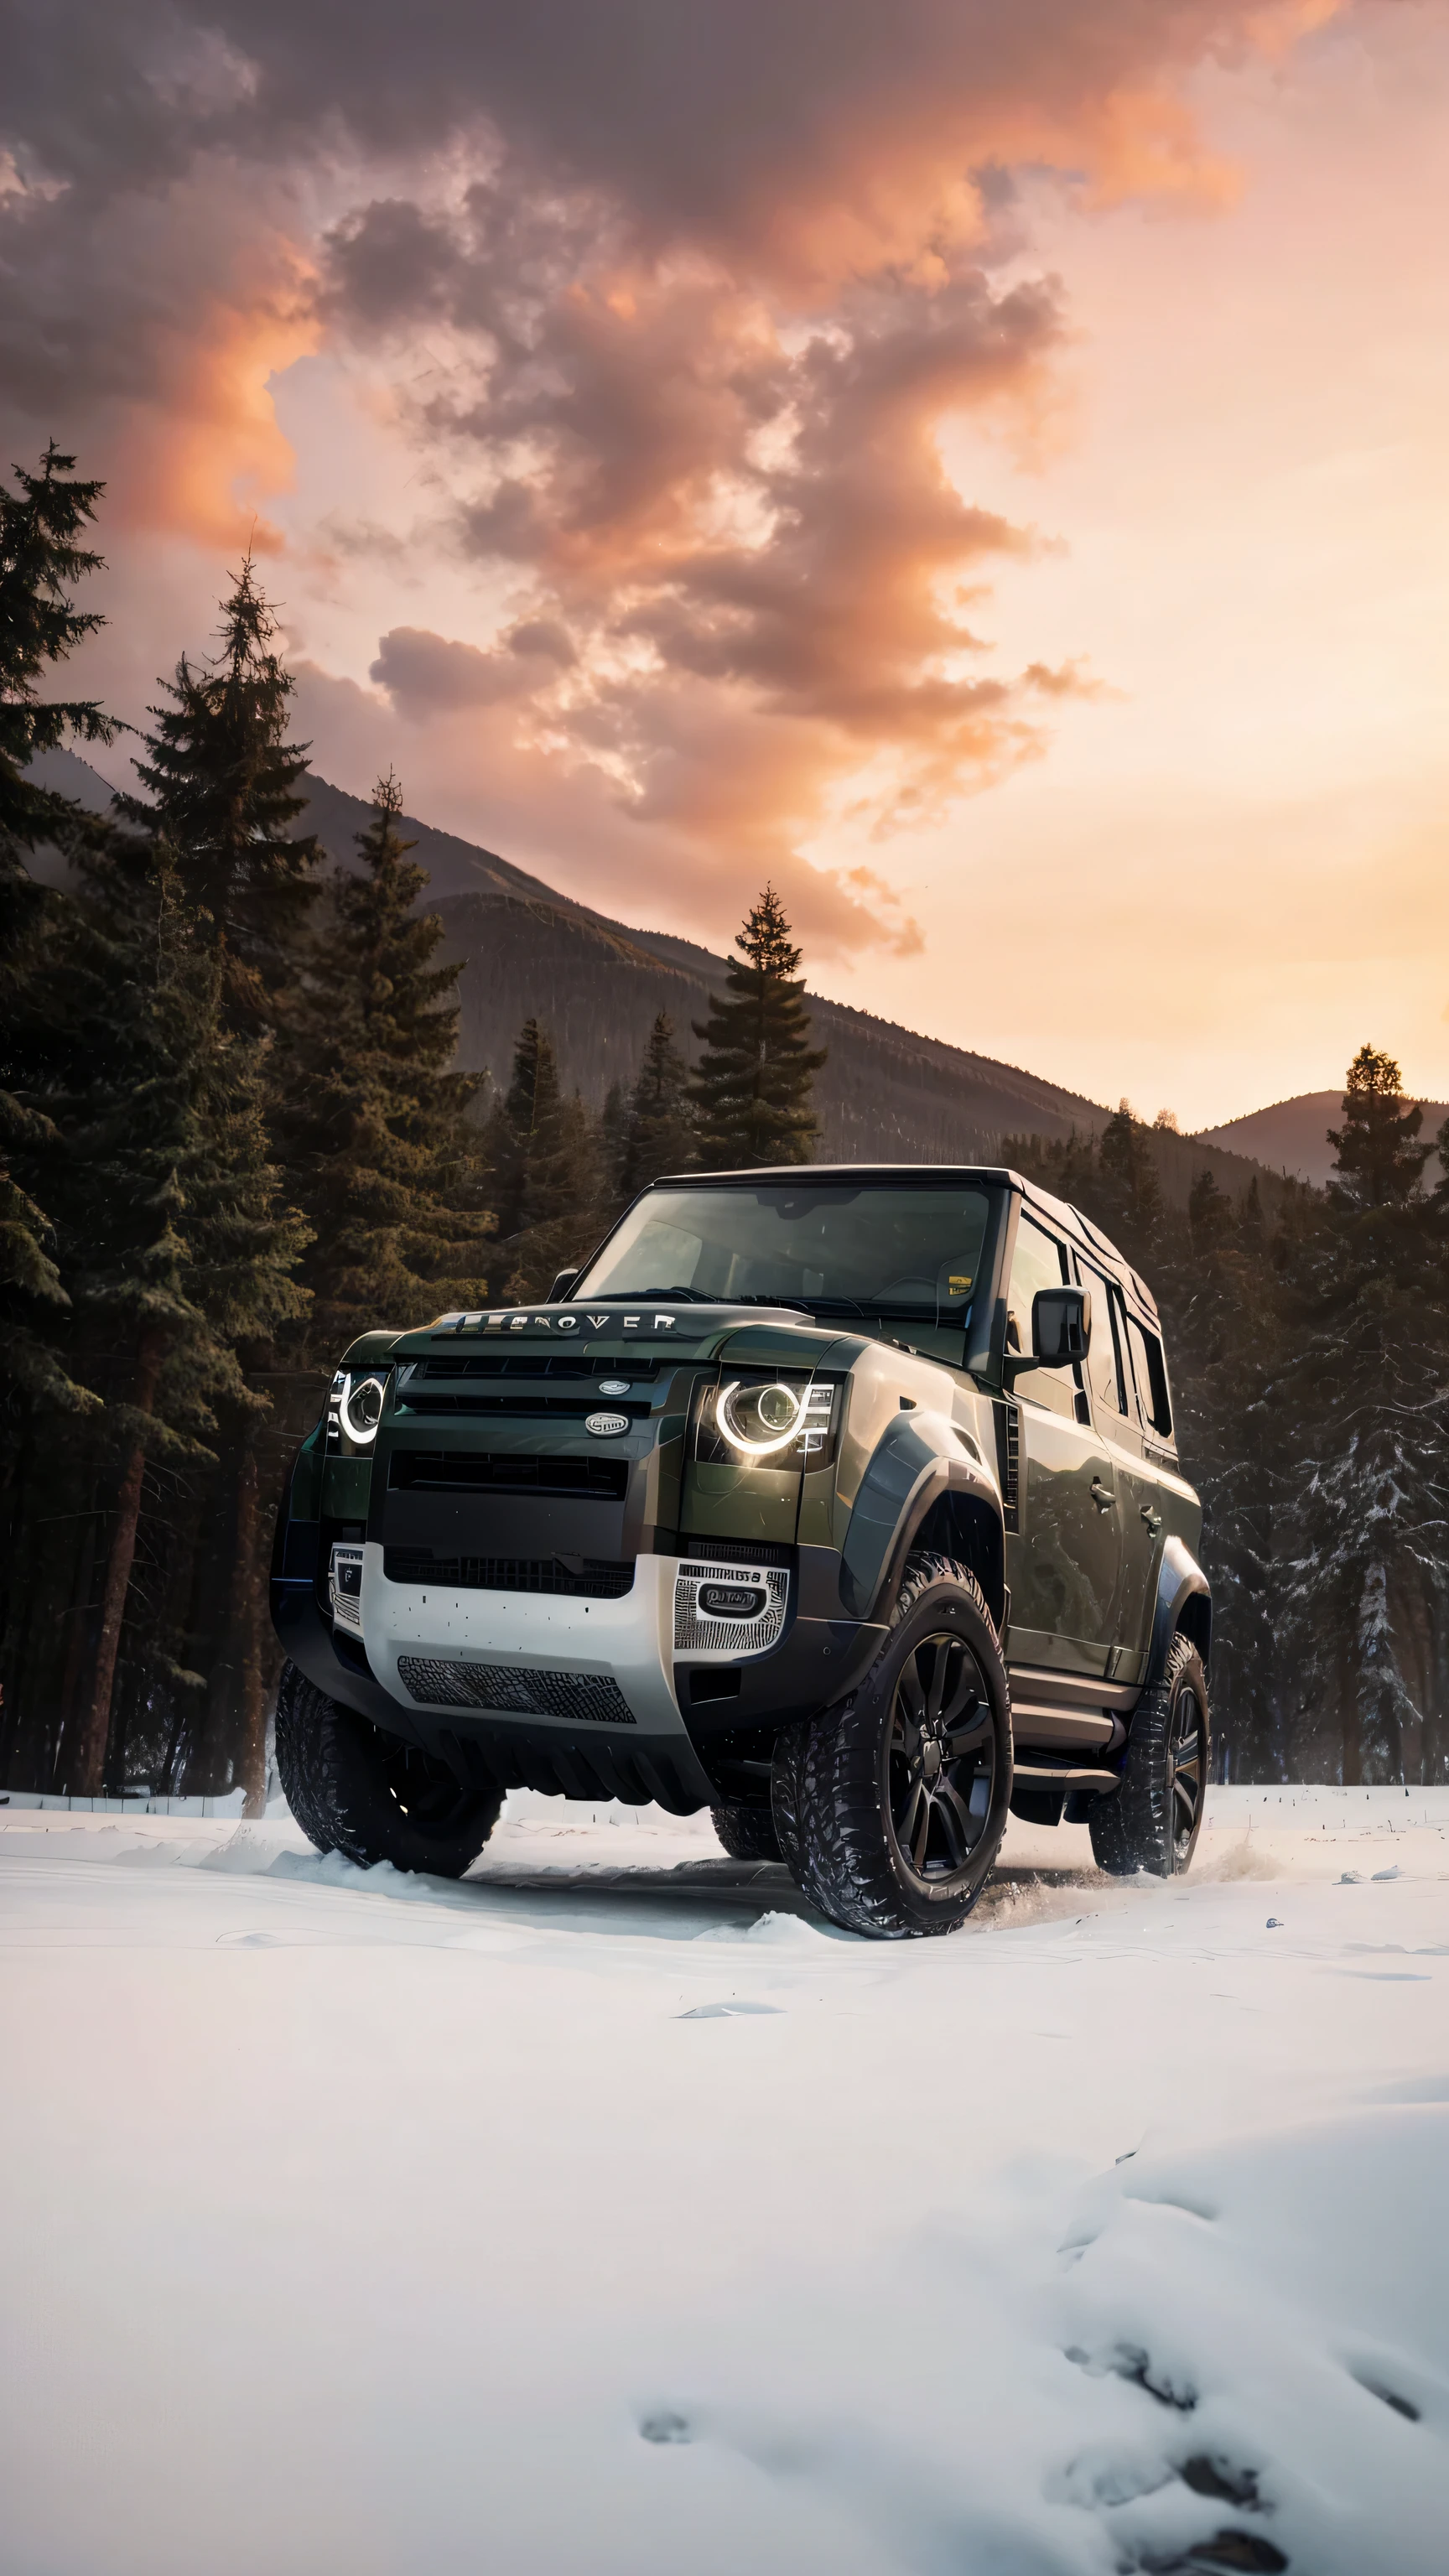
295, 1544, 877, 1815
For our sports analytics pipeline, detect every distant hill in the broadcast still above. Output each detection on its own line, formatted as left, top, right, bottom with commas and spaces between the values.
298, 775, 1294, 1205
1197, 1091, 1449, 1189
23, 747, 1290, 1210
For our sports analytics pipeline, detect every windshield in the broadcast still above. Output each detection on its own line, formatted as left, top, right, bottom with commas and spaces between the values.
575, 1182, 992, 1322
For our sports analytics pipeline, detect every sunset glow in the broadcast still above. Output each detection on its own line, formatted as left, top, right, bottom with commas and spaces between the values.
6, 0, 1446, 1125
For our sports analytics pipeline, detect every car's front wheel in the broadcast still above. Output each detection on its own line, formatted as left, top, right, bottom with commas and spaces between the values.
783, 1553, 1012, 1938
1088, 1633, 1208, 1877
275, 1660, 502, 1877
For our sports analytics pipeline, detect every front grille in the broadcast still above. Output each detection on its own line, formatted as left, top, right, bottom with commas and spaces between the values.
384, 1550, 635, 1599
387, 1448, 630, 1500
398, 1394, 651, 1421
413, 1355, 662, 1383
396, 1659, 637, 1725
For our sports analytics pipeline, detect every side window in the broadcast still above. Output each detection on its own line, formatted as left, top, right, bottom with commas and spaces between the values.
1005, 1214, 1076, 1418
1124, 1313, 1173, 1441
1080, 1265, 1126, 1418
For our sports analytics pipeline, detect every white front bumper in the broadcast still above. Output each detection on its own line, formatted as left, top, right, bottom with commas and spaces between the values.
360, 1548, 684, 1736
358, 1546, 791, 1737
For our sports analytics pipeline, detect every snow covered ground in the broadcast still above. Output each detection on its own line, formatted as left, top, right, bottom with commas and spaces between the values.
2, 1786, 1445, 2576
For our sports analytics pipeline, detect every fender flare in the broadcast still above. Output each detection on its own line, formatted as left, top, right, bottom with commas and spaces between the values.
839, 1415, 1005, 1628
1144, 1534, 1213, 1687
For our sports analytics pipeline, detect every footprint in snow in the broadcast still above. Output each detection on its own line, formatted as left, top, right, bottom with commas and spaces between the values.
638, 2410, 692, 2444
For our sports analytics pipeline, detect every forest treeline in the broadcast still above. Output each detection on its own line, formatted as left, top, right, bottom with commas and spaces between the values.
1004, 1081, 1449, 1785
4, 452, 1447, 1800
0, 454, 824, 1806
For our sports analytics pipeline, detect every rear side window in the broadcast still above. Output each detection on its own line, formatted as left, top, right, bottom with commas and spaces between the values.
1124, 1314, 1173, 1440
1080, 1266, 1126, 1418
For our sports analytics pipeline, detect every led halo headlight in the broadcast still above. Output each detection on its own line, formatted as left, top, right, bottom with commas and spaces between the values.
338, 1371, 387, 1446
715, 1378, 808, 1458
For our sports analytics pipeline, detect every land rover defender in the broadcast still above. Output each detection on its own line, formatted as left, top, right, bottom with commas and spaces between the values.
270, 1166, 1210, 1936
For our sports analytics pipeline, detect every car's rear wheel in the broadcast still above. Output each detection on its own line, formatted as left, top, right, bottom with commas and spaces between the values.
1089, 1633, 1208, 1877
784, 1553, 1011, 1938
710, 1800, 783, 1862
275, 1659, 502, 1877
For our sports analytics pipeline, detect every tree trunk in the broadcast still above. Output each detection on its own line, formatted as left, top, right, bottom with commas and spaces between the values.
232, 1436, 268, 1818
69, 1330, 165, 1797
50, 1495, 101, 1792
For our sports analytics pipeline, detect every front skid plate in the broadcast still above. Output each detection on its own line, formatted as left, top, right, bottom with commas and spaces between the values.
362, 1547, 686, 1739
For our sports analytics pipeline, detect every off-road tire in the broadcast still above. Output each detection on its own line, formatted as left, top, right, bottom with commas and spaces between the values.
1089, 1633, 1209, 1878
770, 1724, 808, 1882
275, 1659, 503, 1877
710, 1800, 784, 1863
787, 1553, 1012, 1939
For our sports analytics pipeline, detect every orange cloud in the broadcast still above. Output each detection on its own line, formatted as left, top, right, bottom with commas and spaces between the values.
0, 0, 1358, 952
111, 270, 318, 550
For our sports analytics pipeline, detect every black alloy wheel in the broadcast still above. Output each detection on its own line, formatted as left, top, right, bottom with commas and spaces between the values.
782, 1552, 1012, 1938
1088, 1632, 1209, 1878
887, 1632, 997, 1884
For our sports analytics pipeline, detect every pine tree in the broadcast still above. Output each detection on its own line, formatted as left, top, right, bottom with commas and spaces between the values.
487, 1020, 561, 1244
119, 557, 319, 1019
1327, 1045, 1431, 1208
1, 445, 117, 1425
616, 1012, 696, 1197
600, 1081, 628, 1197
1095, 1099, 1163, 1255
0, 444, 118, 846
690, 886, 825, 1169
8, 839, 311, 1794
1187, 1166, 1233, 1253
484, 1019, 601, 1298
276, 774, 495, 1351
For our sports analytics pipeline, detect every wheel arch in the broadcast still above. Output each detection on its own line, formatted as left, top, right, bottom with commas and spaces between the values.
911, 1488, 1005, 1635
840, 1415, 1006, 1634
1145, 1534, 1212, 1687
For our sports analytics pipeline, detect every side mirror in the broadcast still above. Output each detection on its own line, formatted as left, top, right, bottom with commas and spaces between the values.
548, 1267, 580, 1302
1031, 1284, 1090, 1364
1005, 1285, 1092, 1380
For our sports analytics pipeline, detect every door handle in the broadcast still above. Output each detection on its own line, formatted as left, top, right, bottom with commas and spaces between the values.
1140, 1505, 1163, 1534
1090, 1477, 1113, 1514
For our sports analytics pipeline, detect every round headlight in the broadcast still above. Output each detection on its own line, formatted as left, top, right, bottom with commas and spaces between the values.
716, 1379, 806, 1457
340, 1372, 387, 1444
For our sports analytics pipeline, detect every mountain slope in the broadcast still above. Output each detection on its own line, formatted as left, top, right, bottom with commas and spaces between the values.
23, 749, 1290, 1206
297, 773, 1293, 1202
1198, 1091, 1449, 1188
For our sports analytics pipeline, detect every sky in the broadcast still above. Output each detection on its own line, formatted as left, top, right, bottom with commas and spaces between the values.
4, 0, 1447, 1129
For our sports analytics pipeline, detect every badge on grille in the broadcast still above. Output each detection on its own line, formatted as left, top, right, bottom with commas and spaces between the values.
584, 1410, 630, 1436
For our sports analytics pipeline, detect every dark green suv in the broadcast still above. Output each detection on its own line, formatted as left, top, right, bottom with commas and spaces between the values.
270, 1166, 1211, 1937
